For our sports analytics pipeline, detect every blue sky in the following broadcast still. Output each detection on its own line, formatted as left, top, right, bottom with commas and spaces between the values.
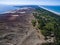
0, 0, 60, 5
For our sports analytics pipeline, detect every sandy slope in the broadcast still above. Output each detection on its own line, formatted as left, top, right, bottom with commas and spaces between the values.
0, 8, 45, 45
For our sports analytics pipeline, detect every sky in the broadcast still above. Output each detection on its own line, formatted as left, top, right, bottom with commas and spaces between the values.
0, 0, 60, 5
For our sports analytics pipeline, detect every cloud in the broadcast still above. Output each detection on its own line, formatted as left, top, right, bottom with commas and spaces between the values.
0, 0, 39, 5
0, 0, 60, 5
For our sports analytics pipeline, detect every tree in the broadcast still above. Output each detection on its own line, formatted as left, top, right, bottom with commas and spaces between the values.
31, 20, 36, 27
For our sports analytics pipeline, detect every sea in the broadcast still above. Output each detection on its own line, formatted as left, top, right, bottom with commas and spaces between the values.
0, 5, 38, 14
0, 5, 19, 14
0, 5, 60, 15
40, 5, 60, 15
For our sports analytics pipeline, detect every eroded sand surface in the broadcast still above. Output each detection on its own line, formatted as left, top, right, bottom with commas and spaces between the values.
0, 8, 45, 45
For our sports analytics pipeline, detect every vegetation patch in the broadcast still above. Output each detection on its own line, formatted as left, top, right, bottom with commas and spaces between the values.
31, 19, 36, 27
32, 8, 60, 45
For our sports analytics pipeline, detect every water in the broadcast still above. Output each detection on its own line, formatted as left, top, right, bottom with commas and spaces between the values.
0, 5, 38, 14
0, 5, 19, 14
40, 5, 60, 14
0, 5, 60, 15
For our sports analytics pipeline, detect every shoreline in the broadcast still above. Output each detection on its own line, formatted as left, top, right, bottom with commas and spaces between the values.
0, 8, 19, 14
0, 6, 60, 16
39, 6, 60, 15
0, 7, 32, 14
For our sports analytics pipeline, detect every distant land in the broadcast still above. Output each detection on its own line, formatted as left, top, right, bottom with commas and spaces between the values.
0, 5, 60, 15
0, 5, 39, 14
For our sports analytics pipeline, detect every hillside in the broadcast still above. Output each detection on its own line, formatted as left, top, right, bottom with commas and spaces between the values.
0, 7, 45, 45
32, 7, 60, 45
0, 5, 60, 45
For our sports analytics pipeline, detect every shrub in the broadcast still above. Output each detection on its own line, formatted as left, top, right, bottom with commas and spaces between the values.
31, 20, 36, 27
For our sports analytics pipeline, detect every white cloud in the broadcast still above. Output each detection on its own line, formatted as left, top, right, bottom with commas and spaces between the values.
0, 0, 60, 5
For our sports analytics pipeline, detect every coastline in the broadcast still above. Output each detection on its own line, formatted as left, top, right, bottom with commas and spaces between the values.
39, 6, 60, 15
0, 7, 33, 14
0, 8, 18, 14
0, 5, 60, 16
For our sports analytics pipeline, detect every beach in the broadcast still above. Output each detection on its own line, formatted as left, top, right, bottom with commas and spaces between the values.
39, 5, 60, 15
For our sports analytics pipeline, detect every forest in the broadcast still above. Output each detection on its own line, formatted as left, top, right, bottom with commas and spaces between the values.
32, 7, 60, 45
